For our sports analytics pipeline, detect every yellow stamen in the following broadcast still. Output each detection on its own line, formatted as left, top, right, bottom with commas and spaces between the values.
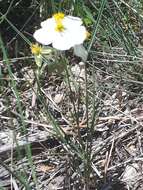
85, 31, 91, 39
55, 22, 65, 32
53, 12, 65, 22
31, 43, 42, 55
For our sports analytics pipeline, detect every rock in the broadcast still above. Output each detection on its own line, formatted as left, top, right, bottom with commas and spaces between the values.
54, 93, 64, 104
121, 163, 140, 187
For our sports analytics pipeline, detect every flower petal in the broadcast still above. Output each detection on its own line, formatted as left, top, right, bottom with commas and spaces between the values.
41, 18, 56, 29
63, 16, 83, 28
52, 25, 86, 50
33, 28, 52, 45
70, 25, 87, 45
52, 32, 72, 50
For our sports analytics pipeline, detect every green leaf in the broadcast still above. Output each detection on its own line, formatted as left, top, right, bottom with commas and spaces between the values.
48, 60, 67, 74
34, 54, 42, 67
73, 44, 88, 61
42, 47, 52, 54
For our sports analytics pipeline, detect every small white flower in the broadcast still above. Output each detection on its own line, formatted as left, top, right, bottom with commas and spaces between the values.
33, 13, 88, 50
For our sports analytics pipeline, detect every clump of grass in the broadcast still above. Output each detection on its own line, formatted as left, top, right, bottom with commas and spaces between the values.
0, 0, 143, 189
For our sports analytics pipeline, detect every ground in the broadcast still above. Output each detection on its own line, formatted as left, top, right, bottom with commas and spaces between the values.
0, 1, 143, 190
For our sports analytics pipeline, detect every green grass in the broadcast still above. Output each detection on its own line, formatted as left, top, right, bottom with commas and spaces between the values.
0, 0, 143, 189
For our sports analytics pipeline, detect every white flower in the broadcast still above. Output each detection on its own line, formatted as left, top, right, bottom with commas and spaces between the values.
33, 13, 88, 50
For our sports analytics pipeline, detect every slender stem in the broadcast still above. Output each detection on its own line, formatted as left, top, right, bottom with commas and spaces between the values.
65, 64, 84, 146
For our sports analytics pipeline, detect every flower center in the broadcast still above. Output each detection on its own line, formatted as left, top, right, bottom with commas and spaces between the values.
55, 22, 65, 32
53, 12, 65, 22
31, 44, 42, 55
